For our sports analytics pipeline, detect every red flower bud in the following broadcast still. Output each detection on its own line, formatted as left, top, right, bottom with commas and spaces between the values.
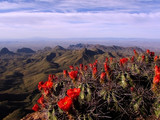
130, 87, 134, 92
44, 89, 50, 95
32, 104, 39, 111
150, 52, 155, 57
155, 65, 160, 75
69, 65, 74, 70
76, 67, 79, 71
48, 74, 53, 81
38, 81, 44, 91
84, 65, 88, 71
104, 62, 110, 73
120, 58, 128, 66
89, 63, 93, 69
153, 75, 160, 84
110, 57, 113, 64
100, 72, 106, 80
106, 57, 108, 62
142, 55, 145, 61
37, 95, 44, 105
93, 62, 97, 67
63, 70, 68, 77
92, 67, 97, 75
154, 56, 158, 62
146, 49, 150, 54
80, 64, 83, 70
131, 56, 135, 63
133, 49, 138, 57
95, 59, 98, 63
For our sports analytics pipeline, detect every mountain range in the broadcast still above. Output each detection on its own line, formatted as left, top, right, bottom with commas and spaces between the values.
0, 44, 144, 120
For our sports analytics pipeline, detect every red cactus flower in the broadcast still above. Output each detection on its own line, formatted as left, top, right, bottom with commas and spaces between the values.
80, 64, 83, 70
68, 71, 78, 80
57, 96, 72, 112
92, 67, 97, 75
131, 56, 135, 63
154, 56, 158, 62
106, 57, 108, 62
32, 104, 39, 111
89, 63, 93, 69
93, 62, 97, 67
155, 65, 160, 75
95, 59, 98, 63
38, 81, 44, 91
75, 67, 79, 71
150, 52, 155, 57
48, 74, 52, 81
155, 65, 158, 72
110, 57, 113, 64
133, 49, 138, 57
153, 75, 160, 84
130, 87, 134, 92
146, 49, 150, 54
44, 88, 50, 95
46, 81, 53, 88
104, 62, 110, 73
63, 70, 68, 77
67, 88, 81, 99
120, 58, 128, 66
52, 75, 56, 79
44, 81, 53, 89
37, 95, 44, 105
84, 65, 88, 71
142, 55, 145, 61
69, 65, 74, 70
100, 72, 106, 80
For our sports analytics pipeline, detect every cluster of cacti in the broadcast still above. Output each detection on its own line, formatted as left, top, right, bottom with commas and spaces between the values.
32, 49, 160, 120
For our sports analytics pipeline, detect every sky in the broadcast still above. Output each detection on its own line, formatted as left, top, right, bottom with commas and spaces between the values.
0, 0, 160, 40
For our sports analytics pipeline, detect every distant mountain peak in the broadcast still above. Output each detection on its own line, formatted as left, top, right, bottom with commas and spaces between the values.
68, 43, 87, 49
0, 47, 14, 55
54, 45, 65, 50
17, 48, 35, 53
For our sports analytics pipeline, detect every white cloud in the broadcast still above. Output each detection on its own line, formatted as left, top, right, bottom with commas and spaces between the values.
0, 1, 35, 10
0, 11, 160, 39
0, 0, 160, 13
0, 0, 160, 39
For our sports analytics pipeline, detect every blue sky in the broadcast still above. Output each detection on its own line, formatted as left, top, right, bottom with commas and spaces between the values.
0, 0, 160, 39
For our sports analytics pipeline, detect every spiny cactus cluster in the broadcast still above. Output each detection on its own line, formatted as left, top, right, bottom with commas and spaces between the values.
32, 49, 160, 120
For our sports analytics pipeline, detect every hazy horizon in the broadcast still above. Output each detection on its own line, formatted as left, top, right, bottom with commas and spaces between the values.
0, 37, 160, 52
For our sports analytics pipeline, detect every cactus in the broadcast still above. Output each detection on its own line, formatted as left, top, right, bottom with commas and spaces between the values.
31, 49, 160, 120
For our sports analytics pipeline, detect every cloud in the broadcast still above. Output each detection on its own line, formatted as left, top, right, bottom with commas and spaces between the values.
0, 11, 160, 39
1, 0, 160, 13
0, 0, 160, 39
0, 1, 35, 10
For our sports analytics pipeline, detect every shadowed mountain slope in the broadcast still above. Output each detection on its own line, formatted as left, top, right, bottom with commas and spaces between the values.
0, 48, 14, 55
17, 48, 35, 54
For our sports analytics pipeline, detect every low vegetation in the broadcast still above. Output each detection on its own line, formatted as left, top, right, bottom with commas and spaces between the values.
29, 49, 160, 120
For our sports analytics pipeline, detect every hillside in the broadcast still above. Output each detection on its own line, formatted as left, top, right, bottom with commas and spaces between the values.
20, 47, 160, 120
0, 44, 145, 120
